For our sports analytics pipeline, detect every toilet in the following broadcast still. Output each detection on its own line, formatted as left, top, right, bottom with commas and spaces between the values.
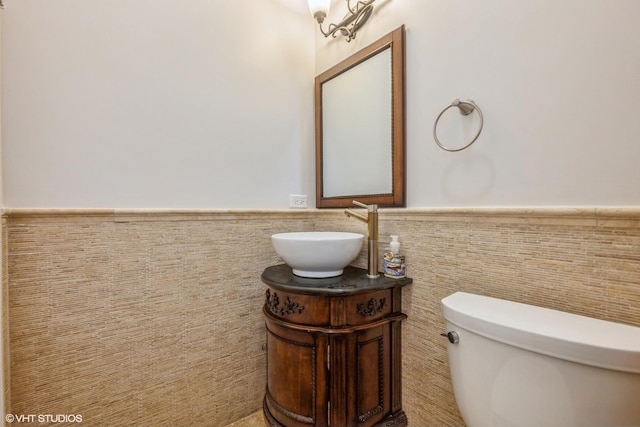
441, 292, 640, 427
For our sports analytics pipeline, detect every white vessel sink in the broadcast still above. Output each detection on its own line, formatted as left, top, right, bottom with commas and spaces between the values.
271, 232, 364, 278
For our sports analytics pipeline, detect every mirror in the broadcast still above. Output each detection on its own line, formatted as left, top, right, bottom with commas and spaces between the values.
315, 26, 405, 208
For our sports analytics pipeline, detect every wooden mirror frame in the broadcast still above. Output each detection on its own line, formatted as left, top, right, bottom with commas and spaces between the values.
315, 26, 406, 208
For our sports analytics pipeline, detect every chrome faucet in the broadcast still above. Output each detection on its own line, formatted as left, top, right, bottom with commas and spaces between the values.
345, 200, 379, 278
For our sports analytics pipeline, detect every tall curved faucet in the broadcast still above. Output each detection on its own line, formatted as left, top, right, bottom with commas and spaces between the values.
344, 200, 379, 278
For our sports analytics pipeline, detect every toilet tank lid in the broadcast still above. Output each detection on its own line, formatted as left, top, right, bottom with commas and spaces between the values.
441, 292, 640, 373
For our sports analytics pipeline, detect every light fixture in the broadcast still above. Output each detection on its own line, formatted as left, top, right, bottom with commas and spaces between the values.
308, 0, 376, 42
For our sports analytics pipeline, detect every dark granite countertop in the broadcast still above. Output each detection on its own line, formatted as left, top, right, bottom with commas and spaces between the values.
261, 264, 412, 296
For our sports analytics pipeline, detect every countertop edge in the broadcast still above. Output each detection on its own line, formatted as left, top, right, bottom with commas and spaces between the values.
261, 264, 412, 296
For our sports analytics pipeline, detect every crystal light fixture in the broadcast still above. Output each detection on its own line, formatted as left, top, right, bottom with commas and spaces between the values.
308, 0, 376, 42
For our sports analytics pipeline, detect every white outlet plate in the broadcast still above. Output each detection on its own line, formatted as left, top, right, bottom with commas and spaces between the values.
289, 194, 308, 209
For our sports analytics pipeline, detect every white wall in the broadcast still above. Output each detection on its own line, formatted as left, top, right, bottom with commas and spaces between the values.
2, 0, 316, 208
0, 5, 3, 209
317, 0, 640, 207
3, 0, 640, 209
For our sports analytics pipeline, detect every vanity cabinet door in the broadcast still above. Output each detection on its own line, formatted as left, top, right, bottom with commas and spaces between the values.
327, 324, 391, 427
264, 319, 329, 427
356, 324, 391, 427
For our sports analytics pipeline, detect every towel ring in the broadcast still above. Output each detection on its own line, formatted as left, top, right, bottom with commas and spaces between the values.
433, 98, 483, 152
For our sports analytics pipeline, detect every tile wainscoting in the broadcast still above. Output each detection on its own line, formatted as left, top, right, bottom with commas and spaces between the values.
3, 208, 639, 426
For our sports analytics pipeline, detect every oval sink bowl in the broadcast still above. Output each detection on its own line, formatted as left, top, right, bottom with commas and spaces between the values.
271, 232, 364, 278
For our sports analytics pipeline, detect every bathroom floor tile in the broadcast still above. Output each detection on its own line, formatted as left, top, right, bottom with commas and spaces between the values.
225, 411, 264, 427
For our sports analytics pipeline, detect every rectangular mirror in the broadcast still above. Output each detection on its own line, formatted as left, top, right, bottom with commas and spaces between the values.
315, 26, 405, 208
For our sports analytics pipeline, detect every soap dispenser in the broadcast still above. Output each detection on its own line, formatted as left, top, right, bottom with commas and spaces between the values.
383, 235, 406, 279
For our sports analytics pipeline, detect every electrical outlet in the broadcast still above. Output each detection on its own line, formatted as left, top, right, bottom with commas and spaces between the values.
289, 194, 308, 209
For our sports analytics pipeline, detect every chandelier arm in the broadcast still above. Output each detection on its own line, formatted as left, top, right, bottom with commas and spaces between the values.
318, 22, 332, 37
350, 0, 374, 14
325, 23, 348, 39
330, 11, 358, 33
350, 4, 373, 35
313, 0, 375, 42
346, 0, 358, 14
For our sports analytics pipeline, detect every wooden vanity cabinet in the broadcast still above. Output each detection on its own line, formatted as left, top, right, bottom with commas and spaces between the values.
261, 265, 412, 427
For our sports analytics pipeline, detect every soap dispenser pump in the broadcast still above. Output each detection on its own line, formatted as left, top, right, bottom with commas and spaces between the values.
390, 235, 400, 255
383, 235, 406, 279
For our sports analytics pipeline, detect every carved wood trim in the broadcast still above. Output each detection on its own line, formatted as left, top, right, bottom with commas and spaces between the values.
266, 310, 406, 335
357, 297, 386, 317
266, 289, 305, 316
359, 405, 384, 423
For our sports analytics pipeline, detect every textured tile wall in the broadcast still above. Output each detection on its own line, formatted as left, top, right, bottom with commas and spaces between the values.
316, 208, 640, 426
2, 216, 9, 418
4, 208, 640, 426
5, 211, 314, 426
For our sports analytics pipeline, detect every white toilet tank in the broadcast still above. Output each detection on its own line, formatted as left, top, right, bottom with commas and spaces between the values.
441, 292, 640, 427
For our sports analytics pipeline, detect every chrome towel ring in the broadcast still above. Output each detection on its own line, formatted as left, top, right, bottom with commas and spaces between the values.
433, 98, 483, 152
